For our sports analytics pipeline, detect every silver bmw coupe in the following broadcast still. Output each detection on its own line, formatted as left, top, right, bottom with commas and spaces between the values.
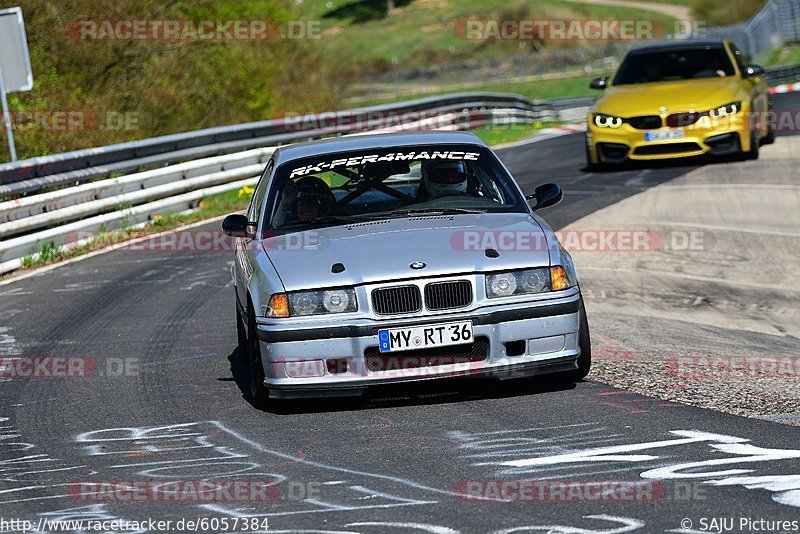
223, 131, 590, 406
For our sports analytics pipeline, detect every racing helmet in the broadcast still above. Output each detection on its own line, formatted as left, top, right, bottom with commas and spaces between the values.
421, 160, 468, 197
294, 176, 335, 214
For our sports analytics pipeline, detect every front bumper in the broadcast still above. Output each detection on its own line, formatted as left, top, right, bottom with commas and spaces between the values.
255, 292, 583, 399
586, 116, 751, 164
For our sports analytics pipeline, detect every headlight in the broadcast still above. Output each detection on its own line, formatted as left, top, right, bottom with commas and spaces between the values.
486, 267, 575, 298
267, 288, 358, 317
593, 113, 623, 129
709, 101, 741, 120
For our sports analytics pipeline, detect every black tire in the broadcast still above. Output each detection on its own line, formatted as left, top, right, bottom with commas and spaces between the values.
762, 126, 776, 145
762, 100, 776, 145
744, 131, 759, 160
584, 143, 601, 172
562, 299, 592, 381
236, 302, 249, 365
246, 303, 270, 409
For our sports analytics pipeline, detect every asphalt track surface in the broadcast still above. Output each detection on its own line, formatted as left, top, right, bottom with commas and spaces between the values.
1, 94, 800, 533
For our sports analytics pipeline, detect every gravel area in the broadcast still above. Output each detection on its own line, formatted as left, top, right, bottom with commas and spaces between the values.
565, 137, 800, 426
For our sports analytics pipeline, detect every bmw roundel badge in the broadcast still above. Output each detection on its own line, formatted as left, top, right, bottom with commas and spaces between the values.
410, 261, 426, 270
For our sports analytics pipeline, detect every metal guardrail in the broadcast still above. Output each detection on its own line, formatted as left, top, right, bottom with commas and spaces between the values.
0, 93, 530, 191
0, 177, 258, 272
0, 103, 539, 274
0, 148, 272, 228
0, 108, 537, 237
763, 63, 800, 85
0, 64, 796, 275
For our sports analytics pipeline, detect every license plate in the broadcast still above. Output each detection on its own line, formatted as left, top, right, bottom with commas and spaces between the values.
378, 321, 473, 353
645, 129, 685, 142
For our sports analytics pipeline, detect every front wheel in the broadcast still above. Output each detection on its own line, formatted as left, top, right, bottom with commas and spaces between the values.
762, 100, 776, 145
584, 143, 612, 172
246, 303, 270, 409
562, 299, 591, 381
236, 303, 248, 365
742, 131, 759, 160
762, 125, 776, 145
584, 142, 601, 172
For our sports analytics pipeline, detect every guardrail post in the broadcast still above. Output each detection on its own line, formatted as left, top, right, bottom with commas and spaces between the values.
0, 64, 18, 162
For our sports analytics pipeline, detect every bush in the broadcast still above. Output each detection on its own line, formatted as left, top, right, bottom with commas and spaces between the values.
3, 0, 348, 160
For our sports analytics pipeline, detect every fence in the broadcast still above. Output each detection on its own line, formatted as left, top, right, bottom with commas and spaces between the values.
704, 0, 800, 59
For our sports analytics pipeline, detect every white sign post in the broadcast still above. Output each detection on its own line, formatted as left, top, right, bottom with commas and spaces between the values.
0, 7, 34, 162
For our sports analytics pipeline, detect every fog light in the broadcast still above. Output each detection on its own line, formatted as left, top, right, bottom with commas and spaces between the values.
285, 360, 325, 378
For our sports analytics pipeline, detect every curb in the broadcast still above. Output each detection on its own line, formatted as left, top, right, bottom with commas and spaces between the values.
769, 82, 800, 94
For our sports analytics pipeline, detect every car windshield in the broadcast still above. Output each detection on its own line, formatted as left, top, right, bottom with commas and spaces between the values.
266, 144, 527, 231
612, 47, 736, 85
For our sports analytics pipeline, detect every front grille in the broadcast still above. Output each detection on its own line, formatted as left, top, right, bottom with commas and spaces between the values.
627, 115, 662, 129
633, 142, 702, 155
667, 112, 702, 127
365, 336, 490, 372
371, 286, 422, 315
425, 280, 472, 311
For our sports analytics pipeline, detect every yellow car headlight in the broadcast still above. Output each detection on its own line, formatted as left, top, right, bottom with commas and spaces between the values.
593, 113, 624, 129
709, 101, 741, 120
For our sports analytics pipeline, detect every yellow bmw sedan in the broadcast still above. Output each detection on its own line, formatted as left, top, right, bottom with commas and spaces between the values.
586, 40, 774, 168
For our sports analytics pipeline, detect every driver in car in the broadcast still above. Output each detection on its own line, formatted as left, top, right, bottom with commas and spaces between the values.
419, 160, 469, 200
294, 176, 335, 222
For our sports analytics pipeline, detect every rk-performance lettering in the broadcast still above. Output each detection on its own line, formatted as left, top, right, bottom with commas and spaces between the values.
290, 151, 481, 178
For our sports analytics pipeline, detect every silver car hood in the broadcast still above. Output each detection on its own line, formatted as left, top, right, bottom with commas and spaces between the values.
263, 213, 552, 291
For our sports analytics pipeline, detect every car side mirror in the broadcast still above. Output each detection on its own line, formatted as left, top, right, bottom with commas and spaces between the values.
589, 76, 607, 90
744, 64, 765, 77
526, 183, 563, 211
222, 214, 253, 237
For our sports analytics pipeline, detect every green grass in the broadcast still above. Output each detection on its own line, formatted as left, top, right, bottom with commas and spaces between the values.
295, 0, 677, 72
634, 0, 692, 4
18, 187, 253, 271
690, 0, 765, 26
472, 122, 563, 146
455, 75, 599, 101
761, 43, 800, 67
349, 74, 600, 107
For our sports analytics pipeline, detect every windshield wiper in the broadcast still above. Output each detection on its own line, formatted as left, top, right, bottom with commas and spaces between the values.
276, 215, 366, 230
365, 207, 487, 220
